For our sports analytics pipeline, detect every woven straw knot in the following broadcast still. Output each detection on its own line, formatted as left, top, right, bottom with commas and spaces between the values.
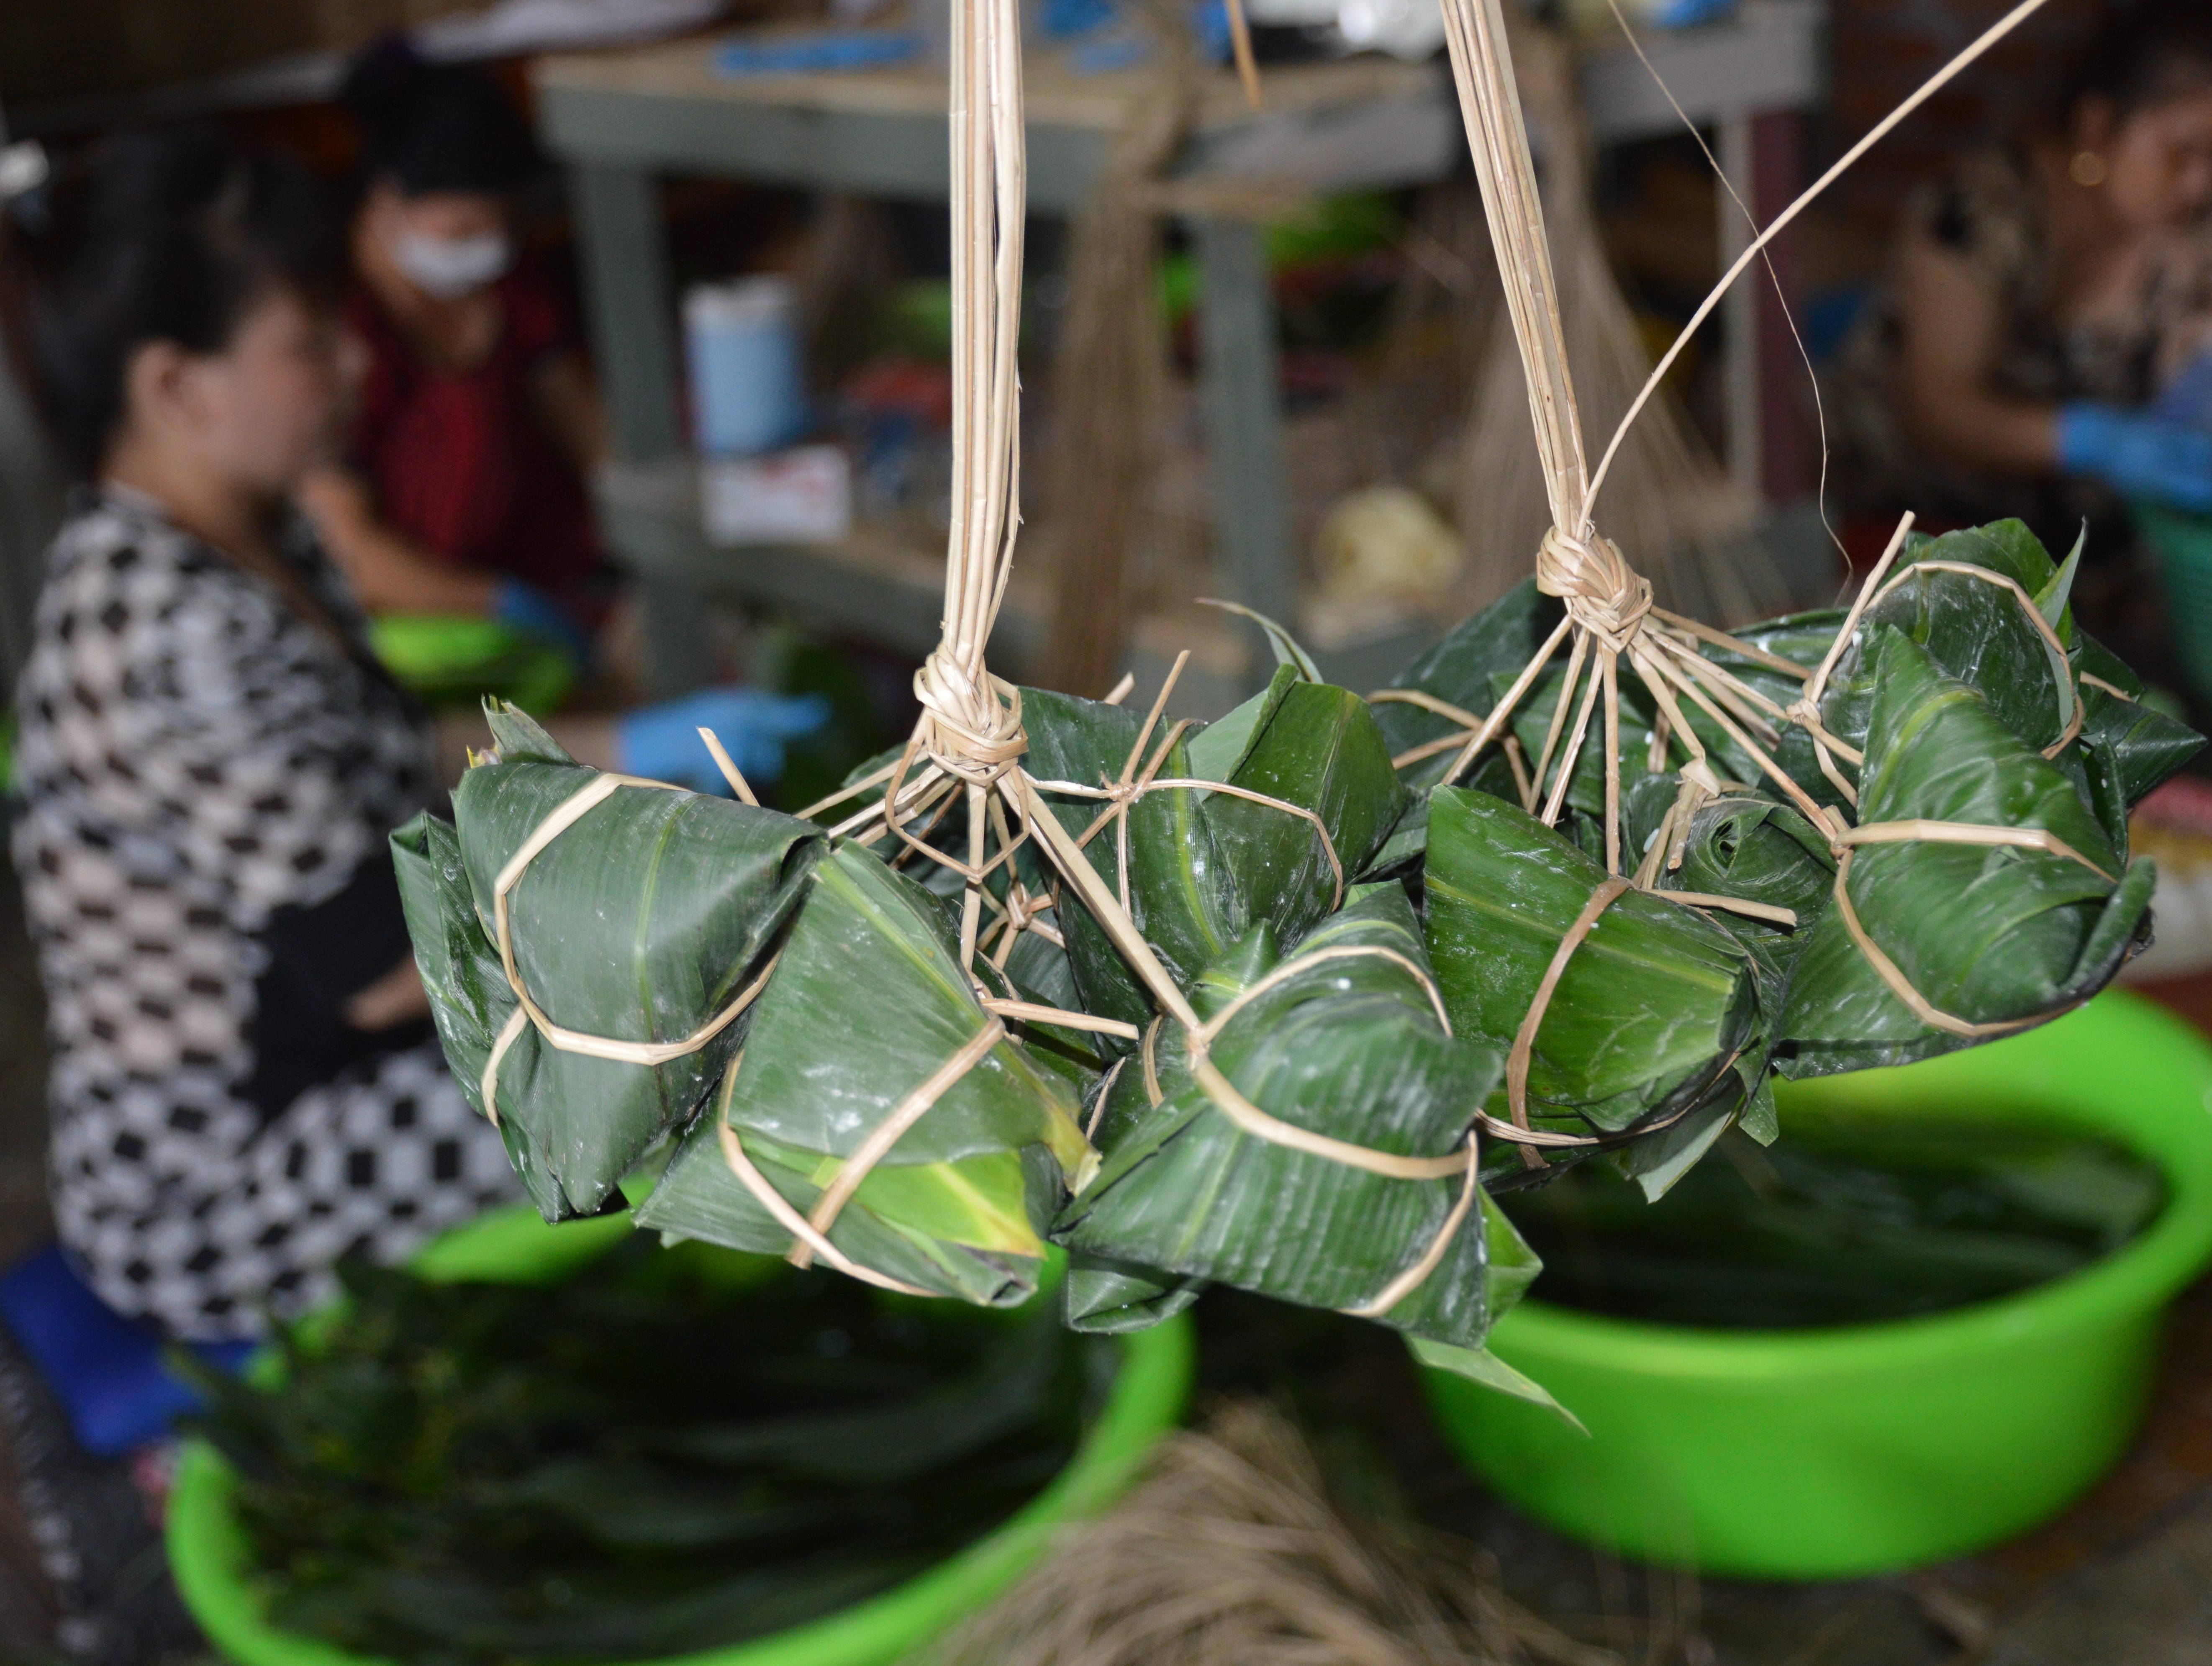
1536, 526, 1652, 653
914, 647, 1027, 788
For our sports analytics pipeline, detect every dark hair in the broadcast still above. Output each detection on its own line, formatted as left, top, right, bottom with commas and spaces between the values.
0, 125, 346, 478
340, 38, 537, 197
2061, 0, 2212, 128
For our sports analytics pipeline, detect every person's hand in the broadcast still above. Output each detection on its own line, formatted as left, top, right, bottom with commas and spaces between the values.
616, 687, 833, 793
2055, 403, 2212, 512
490, 577, 594, 669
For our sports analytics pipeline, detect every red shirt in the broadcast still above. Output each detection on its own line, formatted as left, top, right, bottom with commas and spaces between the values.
346, 268, 602, 597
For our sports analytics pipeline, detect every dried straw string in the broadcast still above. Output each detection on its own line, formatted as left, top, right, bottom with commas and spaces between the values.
1450, 10, 1775, 627
1587, 0, 2062, 512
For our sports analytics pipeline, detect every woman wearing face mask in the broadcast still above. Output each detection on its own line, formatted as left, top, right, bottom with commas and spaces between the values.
3, 127, 826, 1350
1835, 0, 2212, 556
298, 43, 604, 666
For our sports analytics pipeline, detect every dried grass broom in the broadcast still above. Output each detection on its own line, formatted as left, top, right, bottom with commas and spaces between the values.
1039, 6, 1199, 697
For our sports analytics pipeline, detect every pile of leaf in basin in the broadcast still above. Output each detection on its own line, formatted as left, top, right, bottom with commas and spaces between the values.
183, 1240, 1100, 1664
395, 521, 2199, 1397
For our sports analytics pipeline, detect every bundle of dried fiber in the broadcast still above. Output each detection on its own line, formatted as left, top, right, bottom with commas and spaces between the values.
1038, 4, 1198, 697
1452, 11, 1780, 628
924, 1400, 1618, 1666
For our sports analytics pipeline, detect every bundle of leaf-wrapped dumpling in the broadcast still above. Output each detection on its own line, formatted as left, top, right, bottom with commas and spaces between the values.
392, 706, 820, 1221
1057, 885, 1538, 1347
634, 842, 1098, 1307
1368, 515, 2200, 1175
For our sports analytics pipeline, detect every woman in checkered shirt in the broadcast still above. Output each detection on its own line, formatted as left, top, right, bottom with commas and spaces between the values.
3, 129, 521, 1340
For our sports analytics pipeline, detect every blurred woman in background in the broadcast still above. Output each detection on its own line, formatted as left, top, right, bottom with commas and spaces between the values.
3, 127, 822, 1344
1838, 0, 2212, 552
299, 42, 606, 665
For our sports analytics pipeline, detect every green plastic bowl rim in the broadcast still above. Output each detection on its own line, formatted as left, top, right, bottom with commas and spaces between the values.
1489, 1005, 2212, 1384
165, 1219, 1195, 1666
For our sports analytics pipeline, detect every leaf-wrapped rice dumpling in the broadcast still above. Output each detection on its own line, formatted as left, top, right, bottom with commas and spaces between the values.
392, 706, 821, 1221
1422, 787, 1766, 1161
1777, 627, 2156, 1078
1022, 668, 1406, 1029
1815, 523, 2079, 762
1056, 885, 1531, 1349
635, 844, 1097, 1307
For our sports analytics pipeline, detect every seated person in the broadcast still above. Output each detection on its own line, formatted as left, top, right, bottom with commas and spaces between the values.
3, 126, 823, 1348
1834, 0, 2212, 552
299, 42, 604, 665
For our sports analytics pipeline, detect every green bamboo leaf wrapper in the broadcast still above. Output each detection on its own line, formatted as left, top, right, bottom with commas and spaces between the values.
635, 845, 1094, 1307
398, 716, 822, 1219
1205, 679, 1409, 942
2076, 672, 2203, 807
1777, 627, 2156, 1078
1020, 687, 1241, 1032
1373, 578, 1560, 793
1424, 787, 1763, 1135
1819, 561, 2070, 762
1025, 670, 1407, 1023
1660, 795, 1836, 972
1055, 886, 1517, 1348
1060, 1254, 1206, 1335
390, 812, 583, 1217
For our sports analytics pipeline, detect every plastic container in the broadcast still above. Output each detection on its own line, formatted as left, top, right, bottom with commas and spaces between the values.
167, 1208, 1195, 1666
685, 277, 810, 458
367, 614, 573, 717
1419, 992, 2212, 1579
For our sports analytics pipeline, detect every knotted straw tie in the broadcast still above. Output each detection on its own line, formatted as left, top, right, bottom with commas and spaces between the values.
1537, 524, 1651, 656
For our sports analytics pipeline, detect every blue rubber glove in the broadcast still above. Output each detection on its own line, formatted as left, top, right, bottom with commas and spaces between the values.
2155, 353, 2212, 431
2055, 402, 2212, 513
617, 687, 833, 793
490, 577, 593, 669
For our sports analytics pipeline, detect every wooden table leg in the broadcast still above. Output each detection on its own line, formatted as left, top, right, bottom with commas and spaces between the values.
1192, 215, 1295, 693
571, 163, 719, 698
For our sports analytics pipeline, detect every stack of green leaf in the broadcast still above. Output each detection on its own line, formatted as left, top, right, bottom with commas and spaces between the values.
184, 1240, 1097, 1664
394, 518, 2196, 1387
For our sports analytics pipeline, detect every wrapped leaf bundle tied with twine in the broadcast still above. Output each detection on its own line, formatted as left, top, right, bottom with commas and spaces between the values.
395, 0, 2193, 1399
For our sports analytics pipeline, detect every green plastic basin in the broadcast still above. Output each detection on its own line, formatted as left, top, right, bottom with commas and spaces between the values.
368, 613, 574, 716
167, 1207, 1194, 1666
1420, 992, 2212, 1579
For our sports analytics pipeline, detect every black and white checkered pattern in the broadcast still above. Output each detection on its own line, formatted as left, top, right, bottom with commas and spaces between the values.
10, 487, 514, 1340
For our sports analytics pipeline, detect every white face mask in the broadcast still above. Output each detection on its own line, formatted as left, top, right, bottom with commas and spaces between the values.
390, 228, 513, 300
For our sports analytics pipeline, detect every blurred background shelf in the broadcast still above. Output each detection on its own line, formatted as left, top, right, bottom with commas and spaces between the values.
596, 457, 1439, 715
539, 7, 1820, 701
